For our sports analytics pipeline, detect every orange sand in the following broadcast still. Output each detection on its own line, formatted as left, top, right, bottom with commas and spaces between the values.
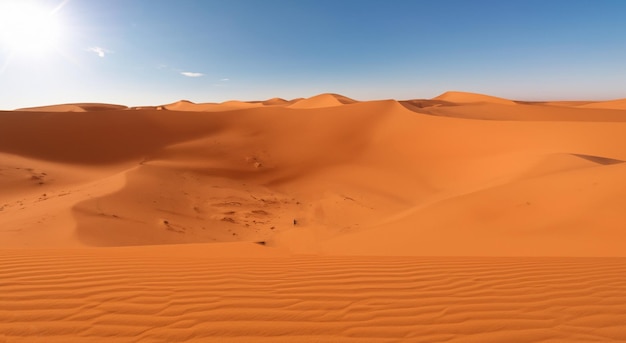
1, 92, 626, 342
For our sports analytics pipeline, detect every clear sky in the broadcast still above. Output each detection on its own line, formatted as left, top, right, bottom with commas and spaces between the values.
1, 0, 625, 109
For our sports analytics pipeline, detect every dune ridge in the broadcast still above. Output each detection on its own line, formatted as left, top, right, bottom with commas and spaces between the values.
433, 91, 517, 105
288, 93, 356, 109
15, 103, 128, 112
579, 98, 626, 110
162, 100, 264, 112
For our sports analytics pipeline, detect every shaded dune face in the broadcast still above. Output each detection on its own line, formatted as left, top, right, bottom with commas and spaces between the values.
0, 110, 226, 163
1, 92, 626, 255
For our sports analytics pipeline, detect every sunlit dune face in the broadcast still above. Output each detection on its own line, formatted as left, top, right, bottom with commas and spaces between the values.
0, 1, 65, 55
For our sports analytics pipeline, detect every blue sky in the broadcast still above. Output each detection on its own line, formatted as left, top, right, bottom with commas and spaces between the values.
1, 0, 625, 109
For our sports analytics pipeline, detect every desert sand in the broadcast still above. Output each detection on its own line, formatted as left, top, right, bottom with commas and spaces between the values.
1, 91, 626, 342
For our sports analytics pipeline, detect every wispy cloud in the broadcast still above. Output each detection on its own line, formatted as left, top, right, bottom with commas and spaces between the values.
88, 46, 112, 58
181, 71, 204, 77
220, 78, 230, 81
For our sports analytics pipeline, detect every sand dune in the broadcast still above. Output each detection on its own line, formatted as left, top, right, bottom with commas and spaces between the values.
433, 91, 517, 105
259, 97, 292, 106
288, 93, 356, 109
2, 91, 626, 341
15, 103, 128, 112
163, 100, 264, 112
2, 95, 626, 253
579, 98, 626, 110
406, 99, 626, 121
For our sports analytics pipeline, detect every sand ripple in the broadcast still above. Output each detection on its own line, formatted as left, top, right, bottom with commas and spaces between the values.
2, 250, 625, 342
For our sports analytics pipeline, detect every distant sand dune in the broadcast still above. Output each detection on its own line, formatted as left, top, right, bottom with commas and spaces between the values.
260, 97, 291, 106
288, 93, 356, 109
262, 97, 287, 104
163, 100, 264, 112
578, 98, 626, 110
409, 101, 626, 121
433, 91, 517, 105
15, 103, 128, 112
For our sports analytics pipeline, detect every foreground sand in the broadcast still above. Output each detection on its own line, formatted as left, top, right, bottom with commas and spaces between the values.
2, 91, 626, 341
2, 245, 626, 343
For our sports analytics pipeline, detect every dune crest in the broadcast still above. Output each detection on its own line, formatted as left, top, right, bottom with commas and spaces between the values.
15, 103, 128, 112
579, 98, 626, 110
433, 91, 517, 105
161, 99, 196, 110
261, 97, 290, 105
163, 99, 264, 111
288, 93, 357, 109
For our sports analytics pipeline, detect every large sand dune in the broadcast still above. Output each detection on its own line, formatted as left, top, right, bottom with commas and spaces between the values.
2, 92, 626, 341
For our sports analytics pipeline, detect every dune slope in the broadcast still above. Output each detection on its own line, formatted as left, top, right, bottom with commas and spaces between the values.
433, 91, 517, 105
288, 93, 355, 109
579, 98, 626, 110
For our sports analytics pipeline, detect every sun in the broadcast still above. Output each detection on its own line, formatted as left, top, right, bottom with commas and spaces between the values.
0, 1, 66, 55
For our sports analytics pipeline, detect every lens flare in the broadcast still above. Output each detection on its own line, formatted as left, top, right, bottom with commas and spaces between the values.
0, 1, 65, 54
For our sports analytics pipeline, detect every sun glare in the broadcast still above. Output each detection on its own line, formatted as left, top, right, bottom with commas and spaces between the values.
0, 1, 65, 55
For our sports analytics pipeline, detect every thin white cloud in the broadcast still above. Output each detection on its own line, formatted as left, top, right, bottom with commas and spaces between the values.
88, 46, 112, 58
220, 78, 230, 81
181, 71, 204, 77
